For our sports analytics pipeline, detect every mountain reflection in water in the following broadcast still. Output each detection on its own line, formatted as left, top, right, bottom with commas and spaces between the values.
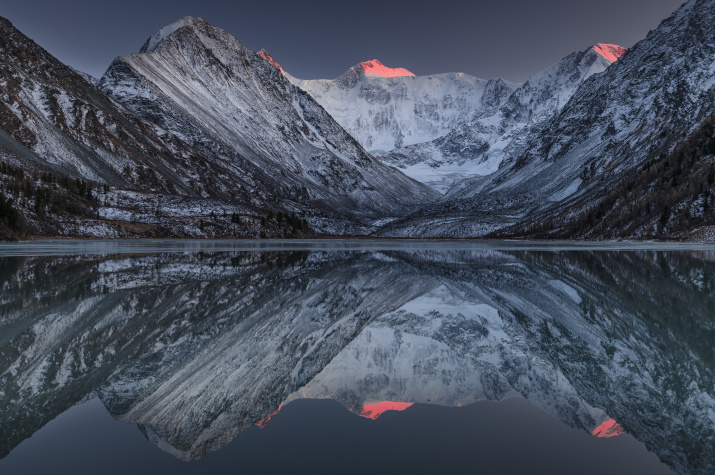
0, 248, 712, 474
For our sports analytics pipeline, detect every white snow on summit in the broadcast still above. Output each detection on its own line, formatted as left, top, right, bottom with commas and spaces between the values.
375, 44, 626, 192
287, 61, 519, 154
283, 44, 623, 193
140, 17, 195, 53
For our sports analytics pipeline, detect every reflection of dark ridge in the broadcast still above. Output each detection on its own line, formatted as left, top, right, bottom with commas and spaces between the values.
0, 257, 99, 320
93, 250, 433, 460
0, 252, 316, 458
377, 249, 714, 474
521, 250, 715, 475
0, 249, 713, 473
521, 250, 715, 367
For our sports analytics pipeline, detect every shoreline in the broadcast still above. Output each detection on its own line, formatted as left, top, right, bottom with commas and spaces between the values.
2, 237, 715, 257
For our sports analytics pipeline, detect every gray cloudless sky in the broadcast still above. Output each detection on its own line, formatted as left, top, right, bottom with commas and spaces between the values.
0, 0, 685, 82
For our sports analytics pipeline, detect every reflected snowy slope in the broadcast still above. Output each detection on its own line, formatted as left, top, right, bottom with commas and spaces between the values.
0, 248, 712, 473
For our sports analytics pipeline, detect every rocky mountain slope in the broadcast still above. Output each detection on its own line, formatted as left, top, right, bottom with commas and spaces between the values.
0, 16, 437, 239
378, 0, 715, 236
502, 114, 715, 240
1, 16, 278, 239
99, 17, 438, 222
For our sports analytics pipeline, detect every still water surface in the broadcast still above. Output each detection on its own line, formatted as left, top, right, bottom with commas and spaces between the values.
0, 240, 713, 474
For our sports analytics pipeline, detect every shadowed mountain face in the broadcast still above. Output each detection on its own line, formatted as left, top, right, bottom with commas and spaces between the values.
0, 248, 713, 473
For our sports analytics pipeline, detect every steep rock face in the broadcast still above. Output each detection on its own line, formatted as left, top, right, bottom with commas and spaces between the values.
288, 61, 519, 155
0, 17, 211, 195
99, 17, 438, 221
393, 0, 715, 236
376, 44, 624, 192
0, 15, 337, 235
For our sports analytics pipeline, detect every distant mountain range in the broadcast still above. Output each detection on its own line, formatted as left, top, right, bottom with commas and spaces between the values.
286, 44, 623, 192
1, 0, 714, 240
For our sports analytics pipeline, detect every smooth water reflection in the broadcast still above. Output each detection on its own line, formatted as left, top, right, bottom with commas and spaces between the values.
0, 245, 713, 474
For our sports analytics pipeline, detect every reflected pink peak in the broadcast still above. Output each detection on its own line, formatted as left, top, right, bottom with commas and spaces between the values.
258, 49, 285, 73
592, 418, 625, 438
256, 405, 283, 428
593, 44, 627, 63
360, 60, 415, 78
360, 401, 414, 419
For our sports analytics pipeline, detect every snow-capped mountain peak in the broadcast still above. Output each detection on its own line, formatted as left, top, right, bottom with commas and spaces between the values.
357, 59, 415, 78
381, 0, 715, 238
287, 59, 519, 154
372, 43, 626, 193
100, 16, 438, 225
139, 16, 202, 53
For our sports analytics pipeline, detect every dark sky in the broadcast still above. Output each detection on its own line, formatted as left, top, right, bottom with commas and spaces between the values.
0, 0, 684, 82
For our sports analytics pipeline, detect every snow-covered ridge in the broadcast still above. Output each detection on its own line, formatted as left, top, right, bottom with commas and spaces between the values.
287, 60, 519, 154
373, 43, 626, 192
389, 0, 715, 238
100, 16, 438, 222
283, 43, 623, 192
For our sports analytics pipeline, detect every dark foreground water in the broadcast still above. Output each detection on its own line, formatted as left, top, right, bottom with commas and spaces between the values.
0, 240, 713, 474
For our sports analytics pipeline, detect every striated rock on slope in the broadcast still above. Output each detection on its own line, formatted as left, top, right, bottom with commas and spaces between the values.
376, 44, 625, 191
99, 17, 438, 225
382, 0, 715, 237
0, 16, 346, 237
0, 16, 212, 196
287, 59, 519, 156
0, 251, 434, 460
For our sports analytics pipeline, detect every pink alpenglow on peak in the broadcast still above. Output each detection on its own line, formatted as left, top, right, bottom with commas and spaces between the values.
258, 49, 285, 73
360, 401, 414, 419
592, 419, 626, 438
593, 44, 627, 63
360, 60, 415, 78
